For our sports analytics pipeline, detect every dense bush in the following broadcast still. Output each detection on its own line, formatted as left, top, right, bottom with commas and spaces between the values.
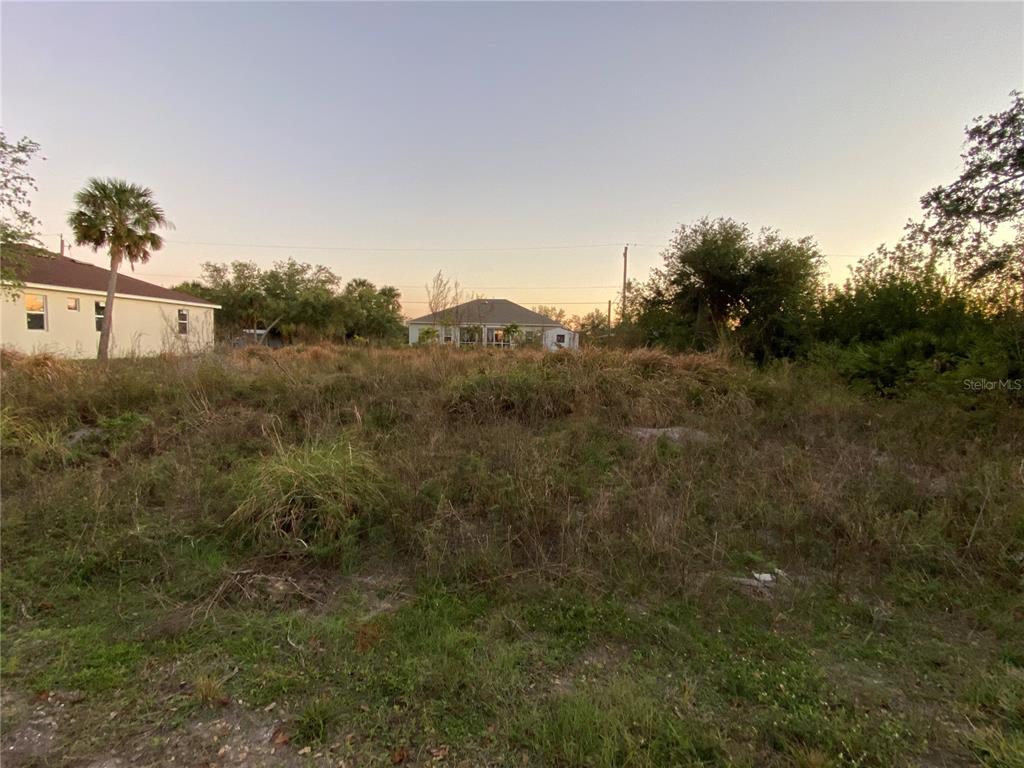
813, 247, 1023, 395
817, 250, 972, 346
633, 217, 822, 362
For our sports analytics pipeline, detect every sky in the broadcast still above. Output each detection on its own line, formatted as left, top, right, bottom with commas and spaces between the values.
2, 1, 1022, 319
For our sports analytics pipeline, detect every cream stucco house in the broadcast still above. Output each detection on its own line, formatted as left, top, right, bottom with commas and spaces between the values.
408, 298, 579, 351
1, 247, 219, 358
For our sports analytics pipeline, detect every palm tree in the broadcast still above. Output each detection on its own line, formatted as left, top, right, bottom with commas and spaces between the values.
501, 323, 521, 348
68, 178, 172, 361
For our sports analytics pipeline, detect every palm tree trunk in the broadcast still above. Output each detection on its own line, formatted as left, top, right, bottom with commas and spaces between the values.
97, 250, 122, 362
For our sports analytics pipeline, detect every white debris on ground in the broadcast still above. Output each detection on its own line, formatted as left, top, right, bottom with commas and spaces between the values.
728, 569, 788, 591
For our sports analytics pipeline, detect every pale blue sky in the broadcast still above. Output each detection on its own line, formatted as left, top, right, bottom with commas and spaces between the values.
2, 1, 1021, 317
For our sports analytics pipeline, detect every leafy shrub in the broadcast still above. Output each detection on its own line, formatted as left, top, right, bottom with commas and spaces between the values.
810, 244, 1024, 398
818, 260, 971, 347
809, 314, 1023, 399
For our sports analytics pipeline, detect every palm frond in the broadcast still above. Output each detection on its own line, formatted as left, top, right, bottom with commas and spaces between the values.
66, 177, 172, 265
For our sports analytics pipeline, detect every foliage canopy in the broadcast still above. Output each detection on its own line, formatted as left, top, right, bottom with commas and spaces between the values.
635, 217, 823, 360
177, 259, 404, 343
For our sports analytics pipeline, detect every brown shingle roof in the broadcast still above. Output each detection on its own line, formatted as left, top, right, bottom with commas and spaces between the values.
409, 298, 562, 326
2, 245, 218, 307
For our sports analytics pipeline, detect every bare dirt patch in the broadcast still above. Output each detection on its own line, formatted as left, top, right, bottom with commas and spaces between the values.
344, 569, 414, 620
83, 708, 337, 768
1, 689, 337, 768
2, 691, 62, 767
549, 642, 633, 695
198, 565, 332, 617
149, 560, 414, 634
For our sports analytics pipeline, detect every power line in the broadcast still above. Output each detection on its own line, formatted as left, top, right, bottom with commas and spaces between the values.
163, 239, 632, 253
42, 233, 870, 261
129, 272, 624, 289
433, 284, 621, 289
400, 300, 611, 305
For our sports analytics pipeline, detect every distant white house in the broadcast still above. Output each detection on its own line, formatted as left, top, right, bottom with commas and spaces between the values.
1, 247, 219, 358
408, 298, 579, 351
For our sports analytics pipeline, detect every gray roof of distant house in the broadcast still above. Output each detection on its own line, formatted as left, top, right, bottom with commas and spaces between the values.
409, 299, 563, 326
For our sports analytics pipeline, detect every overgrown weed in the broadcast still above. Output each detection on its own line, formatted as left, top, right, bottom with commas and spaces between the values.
1, 345, 1021, 765
228, 435, 384, 557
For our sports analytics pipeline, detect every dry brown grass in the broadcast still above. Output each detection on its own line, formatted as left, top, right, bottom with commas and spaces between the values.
1, 344, 1020, 589
0, 345, 27, 368
2, 344, 1021, 767
192, 674, 227, 706
0, 347, 77, 383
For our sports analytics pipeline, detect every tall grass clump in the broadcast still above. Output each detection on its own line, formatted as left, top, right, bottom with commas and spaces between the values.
0, 405, 70, 472
229, 437, 384, 556
444, 368, 577, 423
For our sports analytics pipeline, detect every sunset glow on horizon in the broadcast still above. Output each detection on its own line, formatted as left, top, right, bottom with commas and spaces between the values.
3, 1, 1021, 317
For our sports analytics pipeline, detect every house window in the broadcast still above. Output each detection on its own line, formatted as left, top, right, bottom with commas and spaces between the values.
443, 332, 453, 344
95, 301, 105, 332
66, 297, 80, 311
556, 333, 566, 344
25, 294, 46, 330
177, 309, 189, 334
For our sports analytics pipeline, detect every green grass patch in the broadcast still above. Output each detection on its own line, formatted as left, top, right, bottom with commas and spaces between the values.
1, 347, 1020, 765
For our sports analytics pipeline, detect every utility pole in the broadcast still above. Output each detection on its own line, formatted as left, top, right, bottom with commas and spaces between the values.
621, 244, 628, 325
60, 234, 65, 257
607, 300, 612, 326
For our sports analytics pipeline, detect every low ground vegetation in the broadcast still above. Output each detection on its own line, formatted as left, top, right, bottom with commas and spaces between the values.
1, 345, 1021, 766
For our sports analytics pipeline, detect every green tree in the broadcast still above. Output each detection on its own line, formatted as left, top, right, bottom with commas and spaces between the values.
339, 279, 404, 341
575, 309, 612, 346
68, 178, 172, 361
417, 327, 439, 345
501, 323, 522, 347
918, 90, 1024, 305
261, 259, 339, 341
636, 217, 823, 359
816, 239, 1019, 394
0, 132, 44, 296
819, 242, 968, 345
176, 260, 404, 344
187, 261, 269, 338
738, 230, 825, 359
